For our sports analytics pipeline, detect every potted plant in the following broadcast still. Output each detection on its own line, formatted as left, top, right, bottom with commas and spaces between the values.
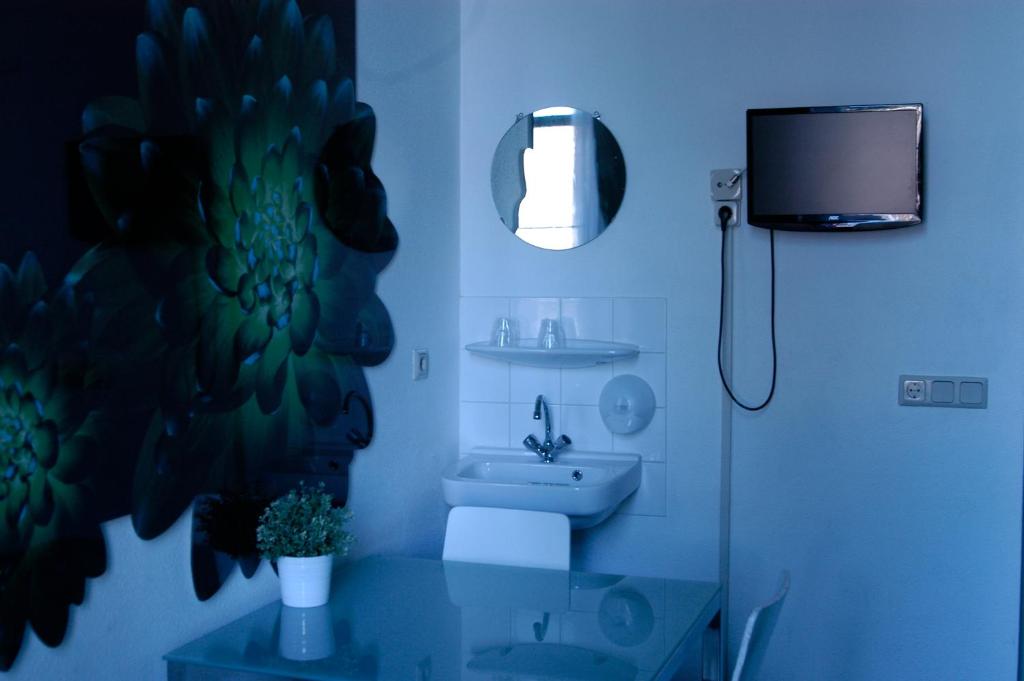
256, 482, 355, 607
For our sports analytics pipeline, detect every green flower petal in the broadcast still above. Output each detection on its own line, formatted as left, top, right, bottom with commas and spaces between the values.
241, 35, 266, 95
24, 363, 56, 406
43, 387, 87, 438
50, 435, 95, 484
205, 245, 243, 295
266, 76, 292, 146
292, 202, 311, 242
16, 253, 46, 309
136, 31, 177, 132
146, 0, 180, 45
6, 482, 26, 529
289, 289, 319, 356
262, 0, 304, 79
182, 7, 225, 104
48, 283, 80, 350
30, 421, 58, 468
280, 127, 301, 186
159, 346, 195, 436
156, 251, 216, 344
237, 273, 256, 313
18, 393, 40, 425
267, 290, 289, 325
0, 264, 15, 345
304, 15, 336, 82
255, 332, 290, 414
21, 301, 51, 372
237, 95, 266, 179
196, 299, 240, 396
234, 316, 272, 366
294, 349, 341, 426
229, 163, 251, 216
302, 80, 328, 144
199, 103, 236, 198
0, 344, 28, 386
81, 96, 145, 135
235, 213, 256, 251
28, 472, 53, 526
296, 233, 317, 288
328, 79, 355, 129
261, 145, 283, 188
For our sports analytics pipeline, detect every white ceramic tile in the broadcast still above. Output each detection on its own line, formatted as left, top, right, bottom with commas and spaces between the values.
512, 297, 560, 344
460, 353, 509, 403
510, 364, 561, 404
459, 297, 510, 345
613, 298, 667, 352
618, 462, 666, 517
560, 405, 613, 452
612, 408, 667, 462
561, 363, 613, 406
612, 353, 666, 406
460, 297, 511, 402
511, 401, 562, 450
460, 402, 510, 451
560, 298, 613, 341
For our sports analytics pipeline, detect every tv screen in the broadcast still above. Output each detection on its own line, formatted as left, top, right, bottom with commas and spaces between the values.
746, 104, 923, 231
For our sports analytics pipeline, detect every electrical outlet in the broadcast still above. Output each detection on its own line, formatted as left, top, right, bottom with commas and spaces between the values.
903, 379, 925, 401
714, 201, 738, 228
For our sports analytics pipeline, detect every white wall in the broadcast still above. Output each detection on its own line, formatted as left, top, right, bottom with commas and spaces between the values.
726, 1, 1024, 679
6, 1, 461, 678
458, 0, 1023, 679
347, 0, 461, 561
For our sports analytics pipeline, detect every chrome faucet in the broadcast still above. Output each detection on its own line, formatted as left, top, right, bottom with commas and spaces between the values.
523, 394, 571, 463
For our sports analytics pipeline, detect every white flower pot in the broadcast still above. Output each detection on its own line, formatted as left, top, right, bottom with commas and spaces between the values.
278, 604, 336, 661
278, 555, 333, 607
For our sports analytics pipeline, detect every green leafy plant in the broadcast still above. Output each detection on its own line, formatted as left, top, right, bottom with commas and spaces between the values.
256, 483, 354, 559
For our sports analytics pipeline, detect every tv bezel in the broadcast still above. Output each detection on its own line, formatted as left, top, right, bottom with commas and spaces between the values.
746, 103, 923, 232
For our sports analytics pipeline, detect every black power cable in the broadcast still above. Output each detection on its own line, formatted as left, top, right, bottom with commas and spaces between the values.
717, 204, 777, 411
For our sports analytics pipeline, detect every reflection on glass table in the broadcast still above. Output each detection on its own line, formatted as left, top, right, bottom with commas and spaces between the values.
165, 556, 720, 681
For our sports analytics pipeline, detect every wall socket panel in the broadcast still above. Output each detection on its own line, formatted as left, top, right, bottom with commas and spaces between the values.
898, 375, 987, 409
711, 169, 742, 227
710, 169, 743, 201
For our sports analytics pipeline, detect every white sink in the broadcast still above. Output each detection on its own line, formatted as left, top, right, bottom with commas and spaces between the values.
442, 447, 641, 528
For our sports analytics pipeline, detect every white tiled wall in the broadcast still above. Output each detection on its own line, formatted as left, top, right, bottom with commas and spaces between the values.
459, 297, 668, 517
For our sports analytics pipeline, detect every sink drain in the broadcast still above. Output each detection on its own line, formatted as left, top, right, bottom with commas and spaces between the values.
571, 469, 583, 482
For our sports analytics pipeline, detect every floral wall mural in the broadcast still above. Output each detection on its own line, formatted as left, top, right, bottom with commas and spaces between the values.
0, 0, 392, 669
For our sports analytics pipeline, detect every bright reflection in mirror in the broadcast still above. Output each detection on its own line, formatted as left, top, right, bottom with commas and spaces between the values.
517, 123, 578, 249
491, 106, 626, 251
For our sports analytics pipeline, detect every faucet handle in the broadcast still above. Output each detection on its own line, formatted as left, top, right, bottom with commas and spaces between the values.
523, 434, 542, 452
554, 434, 571, 450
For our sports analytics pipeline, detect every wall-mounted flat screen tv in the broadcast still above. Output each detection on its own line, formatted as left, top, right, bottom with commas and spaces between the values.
746, 104, 923, 231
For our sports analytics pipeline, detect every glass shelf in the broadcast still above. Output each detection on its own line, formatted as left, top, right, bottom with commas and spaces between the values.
465, 339, 639, 369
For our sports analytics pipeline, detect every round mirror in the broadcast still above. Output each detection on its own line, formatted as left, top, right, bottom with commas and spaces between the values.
491, 106, 626, 250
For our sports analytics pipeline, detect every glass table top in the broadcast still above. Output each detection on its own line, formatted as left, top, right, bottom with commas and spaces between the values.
165, 556, 720, 681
